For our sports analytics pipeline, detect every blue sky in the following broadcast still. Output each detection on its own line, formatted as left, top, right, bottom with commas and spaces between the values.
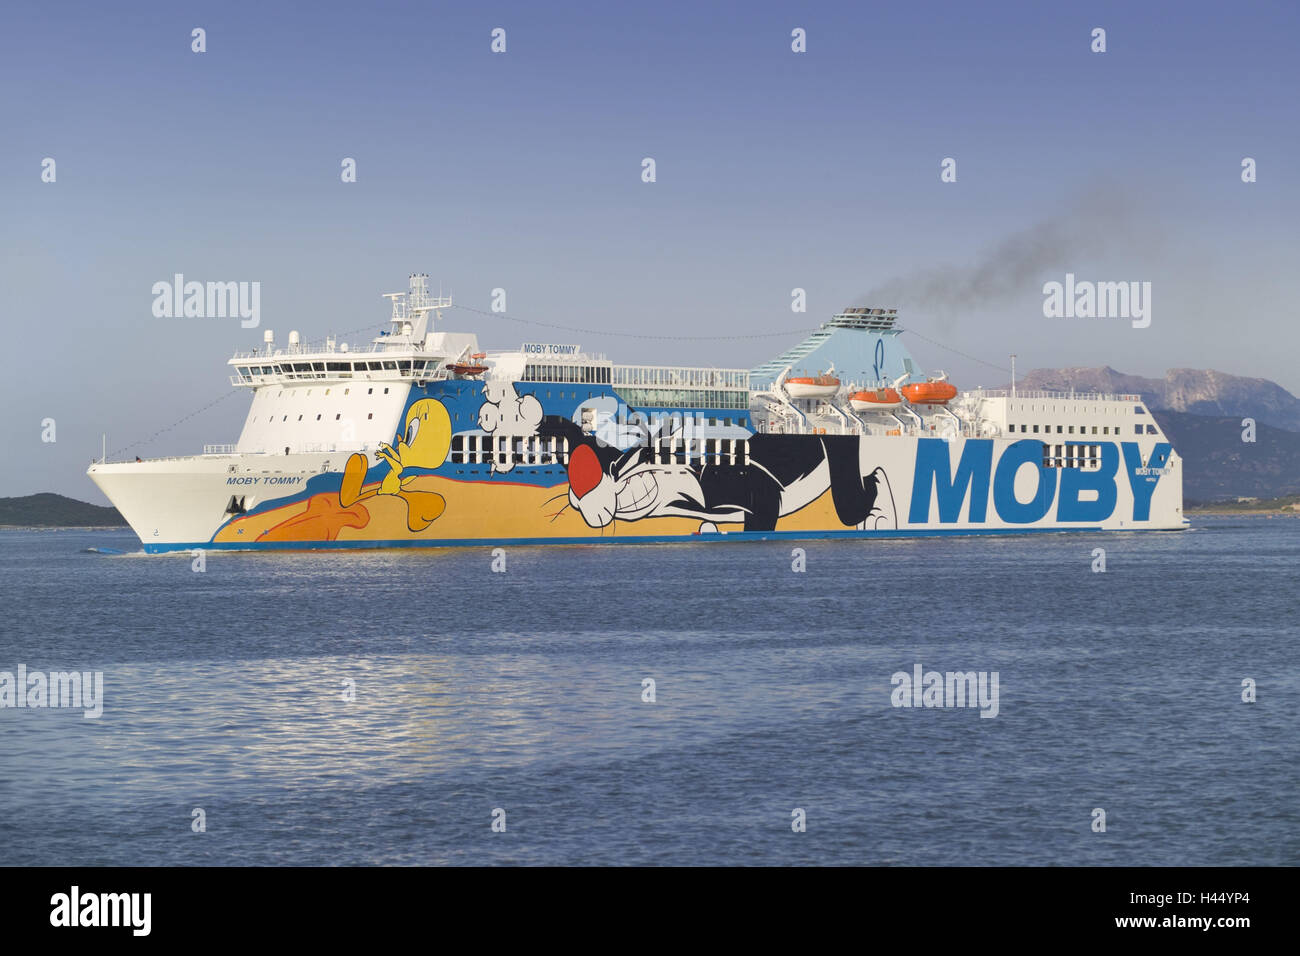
2, 0, 1297, 498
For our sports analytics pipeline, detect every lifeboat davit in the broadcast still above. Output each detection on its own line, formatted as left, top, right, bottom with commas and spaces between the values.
901, 380, 958, 405
849, 387, 903, 411
785, 374, 840, 399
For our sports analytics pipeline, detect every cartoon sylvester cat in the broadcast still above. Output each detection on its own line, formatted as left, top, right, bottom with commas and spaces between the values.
536, 417, 897, 533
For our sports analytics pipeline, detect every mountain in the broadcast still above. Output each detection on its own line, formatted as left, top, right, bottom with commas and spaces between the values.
1148, 411, 1300, 502
1006, 367, 1300, 433
0, 493, 128, 527
1000, 367, 1300, 501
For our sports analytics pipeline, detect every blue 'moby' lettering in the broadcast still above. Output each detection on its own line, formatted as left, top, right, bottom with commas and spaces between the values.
1122, 442, 1171, 521
909, 439, 992, 523
1057, 443, 1119, 522
909, 438, 1152, 525
992, 440, 1057, 523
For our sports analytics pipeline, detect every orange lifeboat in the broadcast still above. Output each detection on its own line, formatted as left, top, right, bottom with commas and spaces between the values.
901, 380, 958, 405
786, 373, 840, 399
446, 360, 489, 376
849, 387, 903, 411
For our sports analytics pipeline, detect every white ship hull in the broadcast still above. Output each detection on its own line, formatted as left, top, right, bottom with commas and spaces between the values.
89, 433, 1186, 552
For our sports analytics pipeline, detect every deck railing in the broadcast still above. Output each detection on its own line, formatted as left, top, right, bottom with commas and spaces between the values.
969, 388, 1143, 403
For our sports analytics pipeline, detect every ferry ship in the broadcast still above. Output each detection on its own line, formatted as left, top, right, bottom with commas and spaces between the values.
88, 274, 1187, 552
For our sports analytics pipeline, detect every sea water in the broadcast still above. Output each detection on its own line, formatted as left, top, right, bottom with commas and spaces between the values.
0, 517, 1295, 865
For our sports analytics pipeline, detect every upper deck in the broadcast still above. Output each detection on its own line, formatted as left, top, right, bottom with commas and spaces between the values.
214, 276, 1162, 453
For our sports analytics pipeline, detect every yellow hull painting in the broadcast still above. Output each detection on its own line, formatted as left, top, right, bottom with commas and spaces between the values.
211, 473, 852, 544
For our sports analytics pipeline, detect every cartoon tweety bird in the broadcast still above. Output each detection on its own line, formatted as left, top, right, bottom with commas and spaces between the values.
339, 399, 451, 532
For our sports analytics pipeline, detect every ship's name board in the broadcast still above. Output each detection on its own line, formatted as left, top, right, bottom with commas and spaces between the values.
522, 342, 581, 357
227, 476, 303, 486
908, 439, 1172, 524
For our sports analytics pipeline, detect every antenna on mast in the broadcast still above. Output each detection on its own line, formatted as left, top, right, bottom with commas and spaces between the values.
379, 272, 452, 344
408, 272, 453, 331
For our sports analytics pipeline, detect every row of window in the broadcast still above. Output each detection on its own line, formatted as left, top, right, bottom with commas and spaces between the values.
612, 366, 750, 389
523, 364, 611, 384
248, 398, 748, 431
1042, 443, 1102, 469
616, 413, 746, 428
252, 412, 379, 424
237, 360, 435, 380
649, 438, 750, 466
444, 435, 753, 467
450, 434, 571, 466
250, 386, 394, 426
615, 387, 749, 410
271, 386, 391, 398
1011, 423, 1159, 436
1009, 403, 1146, 414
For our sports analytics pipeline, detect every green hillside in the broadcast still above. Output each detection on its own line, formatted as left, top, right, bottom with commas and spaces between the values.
0, 493, 128, 527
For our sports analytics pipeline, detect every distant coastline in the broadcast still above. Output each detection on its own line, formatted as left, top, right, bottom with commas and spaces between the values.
0, 493, 128, 528
1186, 495, 1300, 516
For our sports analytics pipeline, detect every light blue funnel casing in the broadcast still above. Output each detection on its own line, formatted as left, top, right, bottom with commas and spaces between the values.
749, 308, 926, 391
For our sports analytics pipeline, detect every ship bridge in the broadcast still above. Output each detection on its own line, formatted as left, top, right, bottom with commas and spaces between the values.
224, 275, 483, 455
226, 274, 479, 389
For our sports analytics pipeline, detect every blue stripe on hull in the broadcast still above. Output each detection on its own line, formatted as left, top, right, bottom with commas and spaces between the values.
133, 523, 1196, 553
